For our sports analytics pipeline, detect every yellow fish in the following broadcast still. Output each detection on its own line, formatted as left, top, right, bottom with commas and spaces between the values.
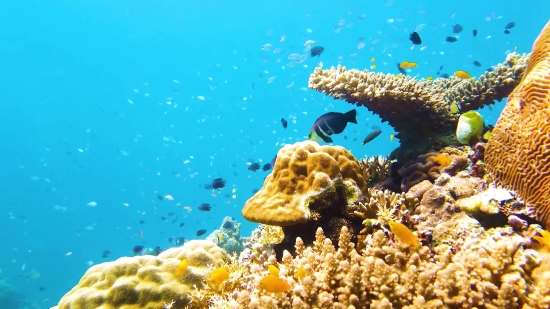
371, 57, 376, 62
390, 134, 395, 141
454, 70, 471, 79
259, 275, 290, 293
176, 259, 188, 276
295, 267, 306, 280
399, 61, 410, 69
370, 64, 377, 70
217, 233, 224, 243
268, 264, 280, 276
427, 76, 434, 80
449, 102, 459, 113
388, 221, 420, 248
210, 267, 230, 284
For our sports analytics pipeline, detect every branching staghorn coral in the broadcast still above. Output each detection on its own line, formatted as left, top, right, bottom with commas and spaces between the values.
358, 155, 394, 187
187, 226, 550, 309
308, 53, 528, 160
353, 188, 419, 233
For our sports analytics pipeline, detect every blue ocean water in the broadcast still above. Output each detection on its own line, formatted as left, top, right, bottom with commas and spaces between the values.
0, 0, 547, 307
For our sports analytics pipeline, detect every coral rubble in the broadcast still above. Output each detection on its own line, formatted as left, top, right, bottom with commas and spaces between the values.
485, 20, 550, 229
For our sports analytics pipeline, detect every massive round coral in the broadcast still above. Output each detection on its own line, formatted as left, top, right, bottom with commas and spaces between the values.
242, 140, 369, 226
485, 20, 550, 228
56, 240, 231, 309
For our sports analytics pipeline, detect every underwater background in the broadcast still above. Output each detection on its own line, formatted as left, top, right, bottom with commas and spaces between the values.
0, 0, 548, 308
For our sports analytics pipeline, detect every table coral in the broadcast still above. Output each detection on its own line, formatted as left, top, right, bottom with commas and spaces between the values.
188, 226, 550, 309
56, 240, 231, 309
485, 20, 550, 229
308, 53, 528, 160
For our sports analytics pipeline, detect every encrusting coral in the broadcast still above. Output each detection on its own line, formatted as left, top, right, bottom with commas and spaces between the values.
55, 240, 231, 309
187, 226, 550, 309
398, 152, 470, 192
308, 52, 528, 160
485, 20, 550, 229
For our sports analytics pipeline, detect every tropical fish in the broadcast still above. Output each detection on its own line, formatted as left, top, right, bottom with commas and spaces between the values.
132, 245, 144, 254
388, 221, 420, 248
198, 203, 211, 211
473, 29, 478, 37
281, 118, 288, 129
210, 267, 230, 284
196, 229, 207, 236
268, 265, 280, 276
259, 275, 290, 293
445, 36, 458, 43
176, 259, 188, 276
295, 267, 306, 280
452, 24, 463, 34
248, 163, 261, 172
208, 178, 226, 190
310, 46, 325, 57
454, 70, 471, 79
399, 61, 417, 69
362, 130, 382, 145
308, 109, 357, 143
409, 31, 422, 45
449, 102, 459, 113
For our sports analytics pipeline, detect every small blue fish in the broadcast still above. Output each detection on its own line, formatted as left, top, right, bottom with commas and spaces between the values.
310, 46, 324, 57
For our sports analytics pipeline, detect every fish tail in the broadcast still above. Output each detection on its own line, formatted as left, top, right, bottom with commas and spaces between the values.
345, 109, 358, 124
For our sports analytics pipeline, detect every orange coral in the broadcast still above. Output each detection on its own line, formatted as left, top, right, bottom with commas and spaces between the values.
242, 141, 368, 226
485, 20, 550, 228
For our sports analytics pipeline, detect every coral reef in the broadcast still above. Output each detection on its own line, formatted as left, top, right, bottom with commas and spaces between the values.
206, 216, 245, 255
242, 141, 371, 257
309, 53, 528, 160
188, 227, 550, 309
398, 152, 470, 192
485, 20, 550, 228
357, 155, 394, 187
56, 240, 230, 309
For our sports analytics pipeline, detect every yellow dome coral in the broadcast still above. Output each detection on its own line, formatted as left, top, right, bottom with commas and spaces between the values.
56, 240, 231, 309
242, 140, 369, 226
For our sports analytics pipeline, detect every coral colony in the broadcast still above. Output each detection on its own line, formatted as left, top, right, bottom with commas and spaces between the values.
51, 21, 550, 309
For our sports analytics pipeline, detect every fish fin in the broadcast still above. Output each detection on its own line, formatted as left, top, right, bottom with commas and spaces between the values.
322, 135, 333, 143
308, 131, 323, 142
345, 109, 358, 124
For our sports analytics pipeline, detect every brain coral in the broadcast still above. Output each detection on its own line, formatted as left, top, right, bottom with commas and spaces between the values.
56, 240, 231, 309
242, 140, 369, 226
485, 20, 550, 228
308, 53, 528, 160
